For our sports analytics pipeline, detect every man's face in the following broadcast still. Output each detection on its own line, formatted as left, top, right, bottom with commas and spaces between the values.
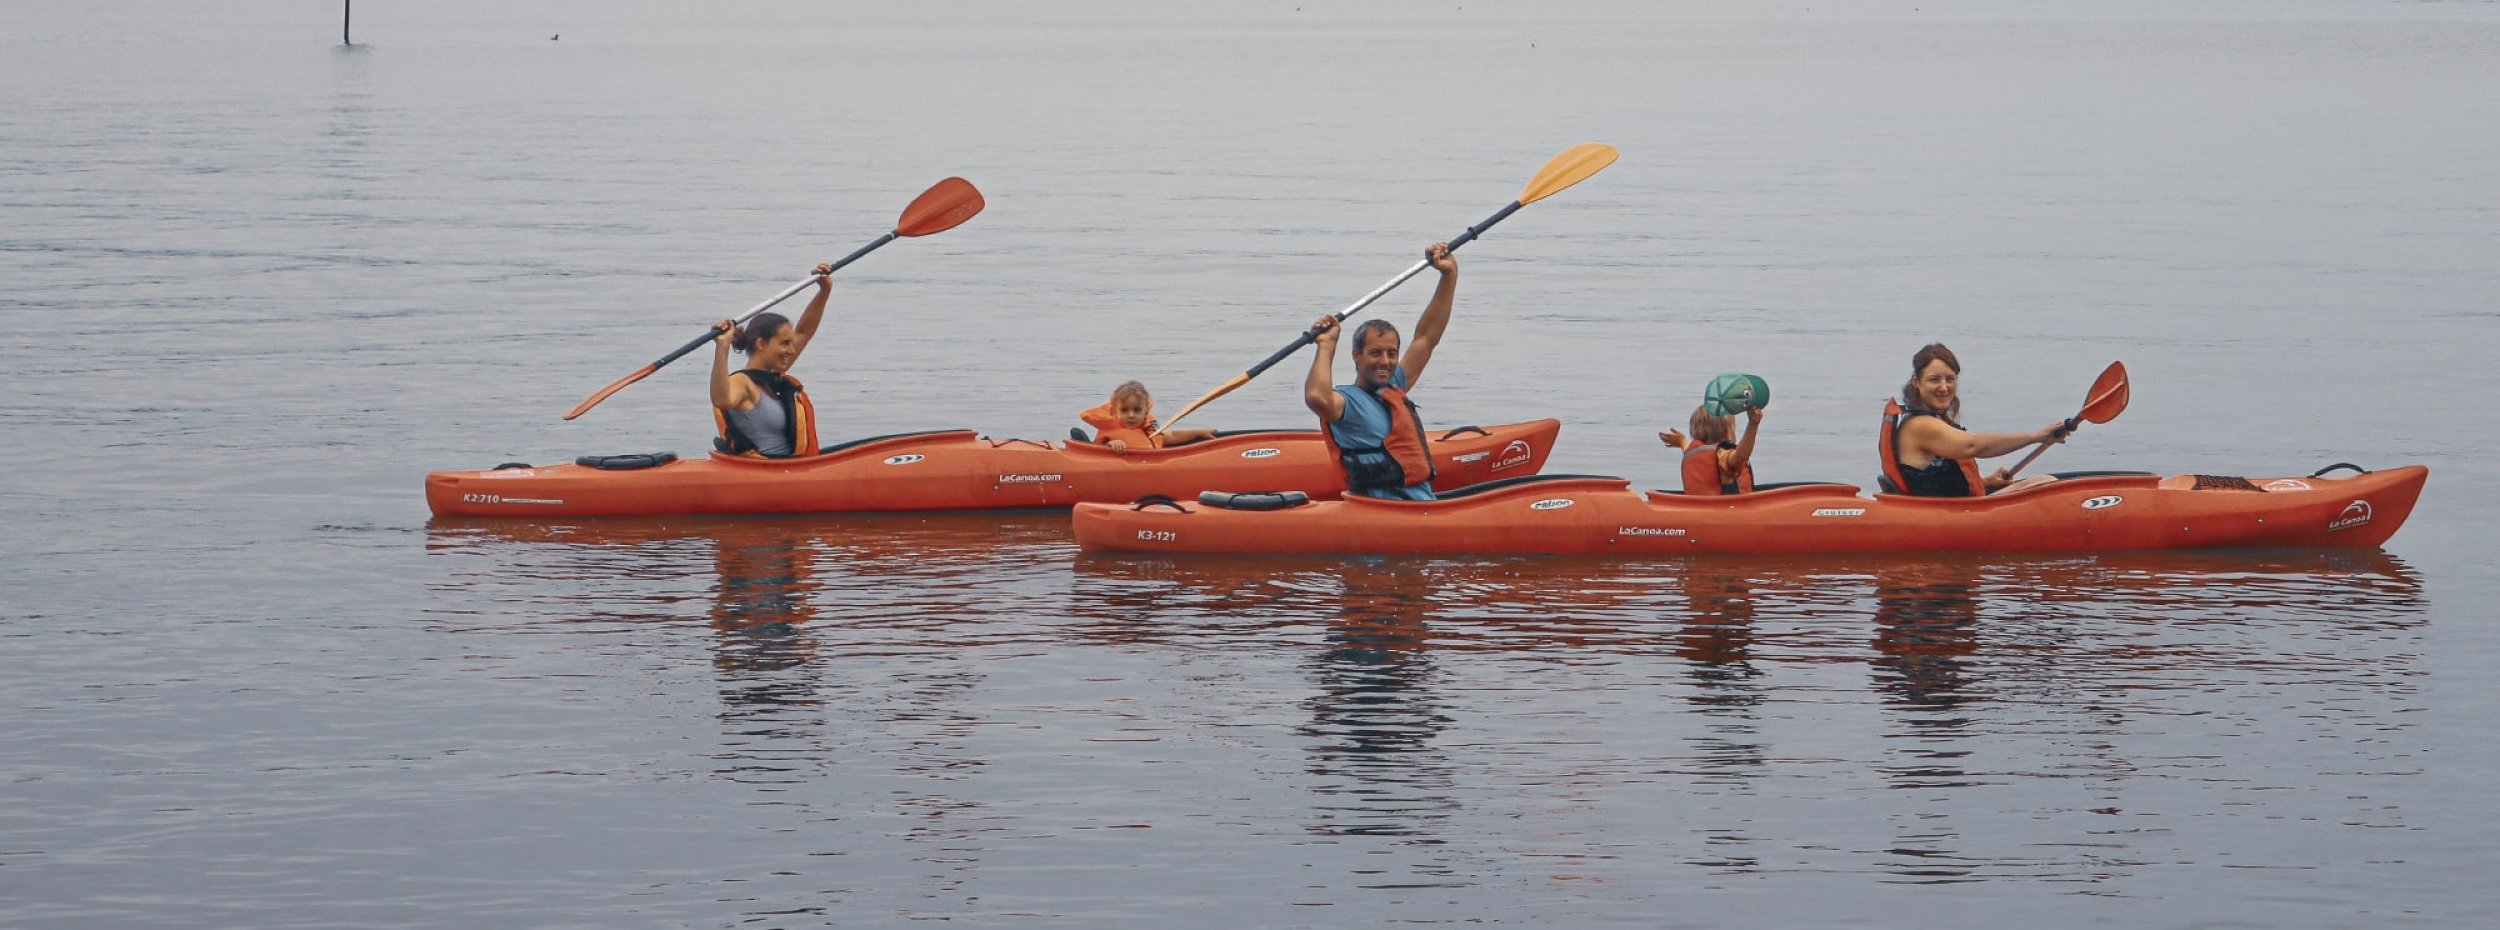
1353, 330, 1400, 389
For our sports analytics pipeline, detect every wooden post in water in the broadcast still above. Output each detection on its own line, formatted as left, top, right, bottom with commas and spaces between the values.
342, 1, 352, 46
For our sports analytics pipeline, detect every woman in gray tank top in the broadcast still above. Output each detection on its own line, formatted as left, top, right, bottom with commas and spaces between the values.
710, 261, 834, 457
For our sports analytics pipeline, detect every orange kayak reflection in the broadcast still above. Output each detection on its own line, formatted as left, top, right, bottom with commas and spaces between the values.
1068, 549, 2424, 849
426, 516, 2422, 666
426, 520, 2426, 871
1068, 548, 2425, 660
424, 512, 1074, 663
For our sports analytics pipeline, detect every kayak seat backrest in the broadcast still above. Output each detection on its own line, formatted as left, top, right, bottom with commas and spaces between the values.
1197, 490, 1311, 511
816, 429, 970, 456
575, 452, 678, 470
1438, 473, 1622, 500
1070, 427, 1096, 444
1876, 474, 1902, 494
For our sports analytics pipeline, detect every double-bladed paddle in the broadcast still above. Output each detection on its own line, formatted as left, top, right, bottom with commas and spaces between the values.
1156, 143, 1619, 432
2004, 361, 2129, 478
562, 177, 986, 420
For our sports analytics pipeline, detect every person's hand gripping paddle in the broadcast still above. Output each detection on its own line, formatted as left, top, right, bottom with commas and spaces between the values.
2003, 361, 2130, 478
1156, 144, 1618, 433
562, 177, 985, 420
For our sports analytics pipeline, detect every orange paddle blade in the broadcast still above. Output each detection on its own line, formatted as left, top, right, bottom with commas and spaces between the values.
1518, 143, 1618, 205
563, 362, 658, 420
898, 177, 984, 237
2080, 361, 2129, 424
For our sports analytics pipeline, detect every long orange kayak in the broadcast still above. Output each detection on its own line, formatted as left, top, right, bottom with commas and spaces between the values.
1072, 464, 2428, 555
426, 419, 1559, 518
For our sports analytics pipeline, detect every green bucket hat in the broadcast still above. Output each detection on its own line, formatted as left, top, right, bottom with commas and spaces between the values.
1703, 372, 1769, 417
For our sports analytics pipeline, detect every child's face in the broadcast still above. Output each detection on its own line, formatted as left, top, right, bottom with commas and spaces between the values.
1113, 395, 1153, 428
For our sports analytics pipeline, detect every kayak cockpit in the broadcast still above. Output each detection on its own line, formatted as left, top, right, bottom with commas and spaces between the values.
1642, 481, 1862, 505
704, 429, 980, 468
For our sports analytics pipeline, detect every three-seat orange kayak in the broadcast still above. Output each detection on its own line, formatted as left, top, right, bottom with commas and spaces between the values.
426, 419, 1559, 518
1072, 464, 2427, 555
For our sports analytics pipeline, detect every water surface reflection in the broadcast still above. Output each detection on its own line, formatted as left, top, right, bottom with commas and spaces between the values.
1298, 560, 1458, 840
427, 522, 2429, 894
1074, 547, 2428, 888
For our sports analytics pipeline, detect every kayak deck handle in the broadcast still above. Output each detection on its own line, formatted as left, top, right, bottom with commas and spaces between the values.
1129, 495, 1192, 513
2311, 462, 2369, 477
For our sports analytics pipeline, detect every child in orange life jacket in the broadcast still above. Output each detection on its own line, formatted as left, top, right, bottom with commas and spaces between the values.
1660, 405, 1762, 495
1078, 380, 1216, 452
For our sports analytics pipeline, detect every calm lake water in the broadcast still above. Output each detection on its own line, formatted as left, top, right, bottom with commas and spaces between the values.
4, 1, 2495, 927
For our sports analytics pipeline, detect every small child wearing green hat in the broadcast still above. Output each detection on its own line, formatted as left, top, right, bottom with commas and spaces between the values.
1659, 373, 1766, 495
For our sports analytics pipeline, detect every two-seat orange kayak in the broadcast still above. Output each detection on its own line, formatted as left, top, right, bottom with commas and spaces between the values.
425, 419, 1559, 518
1072, 464, 2428, 555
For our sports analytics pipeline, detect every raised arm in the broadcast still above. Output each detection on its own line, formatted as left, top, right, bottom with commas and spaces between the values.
709, 319, 755, 410
1723, 407, 1764, 469
1303, 315, 1346, 423
783, 261, 833, 367
1397, 242, 1458, 389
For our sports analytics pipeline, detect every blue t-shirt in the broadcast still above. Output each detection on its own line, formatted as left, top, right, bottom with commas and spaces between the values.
1328, 366, 1435, 501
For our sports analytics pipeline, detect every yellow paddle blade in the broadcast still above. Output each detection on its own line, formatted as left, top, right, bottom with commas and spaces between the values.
1518, 143, 1619, 205
1158, 373, 1251, 433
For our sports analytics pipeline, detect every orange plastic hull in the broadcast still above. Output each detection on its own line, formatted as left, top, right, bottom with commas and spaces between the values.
1072, 466, 2428, 555
426, 420, 1560, 518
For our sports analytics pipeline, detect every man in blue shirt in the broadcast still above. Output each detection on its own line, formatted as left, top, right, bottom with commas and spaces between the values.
1303, 242, 1458, 500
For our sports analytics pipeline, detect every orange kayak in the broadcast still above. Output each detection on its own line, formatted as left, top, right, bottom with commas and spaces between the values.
1072, 464, 2428, 555
426, 419, 1559, 518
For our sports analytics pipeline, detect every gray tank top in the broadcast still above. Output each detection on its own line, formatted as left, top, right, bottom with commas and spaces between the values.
723, 390, 794, 457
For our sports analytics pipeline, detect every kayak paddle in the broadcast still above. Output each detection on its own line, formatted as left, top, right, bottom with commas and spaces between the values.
562, 177, 986, 420
1156, 143, 1619, 432
2004, 361, 2129, 478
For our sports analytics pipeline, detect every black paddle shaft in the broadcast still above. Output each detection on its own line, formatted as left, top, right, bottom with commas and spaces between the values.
644, 231, 900, 370
1444, 200, 1523, 251
1240, 199, 1528, 379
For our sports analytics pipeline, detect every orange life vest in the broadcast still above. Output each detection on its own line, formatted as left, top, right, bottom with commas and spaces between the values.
1879, 399, 1985, 497
1322, 383, 1435, 492
1078, 401, 1163, 450
1681, 441, 1756, 496
714, 369, 819, 459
